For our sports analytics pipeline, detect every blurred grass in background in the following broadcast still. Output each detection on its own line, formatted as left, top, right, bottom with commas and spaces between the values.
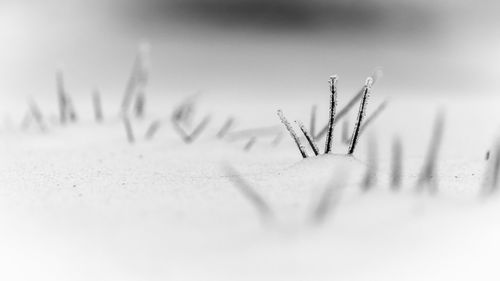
0, 0, 498, 113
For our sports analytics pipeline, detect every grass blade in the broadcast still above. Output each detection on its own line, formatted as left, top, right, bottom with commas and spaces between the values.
92, 89, 103, 123
56, 69, 67, 124
315, 88, 363, 140
123, 116, 135, 144
347, 78, 372, 155
172, 115, 211, 143
244, 137, 257, 152
224, 165, 274, 223
324, 75, 338, 154
28, 100, 46, 132
216, 117, 235, 139
391, 136, 403, 191
145, 120, 162, 140
277, 109, 308, 158
121, 43, 150, 115
310, 169, 349, 225
361, 135, 378, 191
481, 137, 500, 197
296, 120, 320, 156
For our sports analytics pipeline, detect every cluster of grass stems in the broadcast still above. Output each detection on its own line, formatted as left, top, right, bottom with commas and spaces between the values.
278, 75, 386, 158
15, 47, 500, 227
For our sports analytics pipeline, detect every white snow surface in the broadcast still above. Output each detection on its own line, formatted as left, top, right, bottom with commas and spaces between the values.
1, 95, 500, 281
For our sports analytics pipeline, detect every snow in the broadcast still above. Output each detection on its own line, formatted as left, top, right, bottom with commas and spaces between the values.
1, 93, 500, 280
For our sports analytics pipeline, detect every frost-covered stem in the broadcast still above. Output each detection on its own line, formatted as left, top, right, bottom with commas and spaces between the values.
316, 85, 364, 139
324, 75, 338, 154
416, 111, 445, 193
347, 78, 372, 155
224, 165, 274, 223
216, 117, 235, 139
359, 100, 388, 136
92, 89, 103, 123
296, 120, 320, 156
277, 110, 308, 158
391, 136, 403, 190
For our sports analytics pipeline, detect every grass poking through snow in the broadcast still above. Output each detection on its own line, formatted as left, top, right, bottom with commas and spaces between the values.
27, 100, 47, 132
172, 115, 211, 144
347, 78, 372, 155
277, 109, 308, 158
309, 169, 349, 225
324, 75, 338, 154
55, 69, 77, 124
481, 136, 500, 196
416, 110, 445, 193
296, 120, 320, 156
224, 165, 274, 223
145, 120, 162, 140
121, 43, 150, 116
92, 89, 103, 123
243, 137, 257, 152
216, 117, 235, 139
361, 135, 378, 191
122, 116, 135, 144
391, 136, 403, 191
277, 75, 381, 159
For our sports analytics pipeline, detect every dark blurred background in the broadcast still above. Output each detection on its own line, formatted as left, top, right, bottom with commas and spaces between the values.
0, 0, 499, 108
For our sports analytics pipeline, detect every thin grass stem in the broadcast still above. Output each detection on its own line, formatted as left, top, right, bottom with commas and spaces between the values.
123, 116, 135, 144
277, 110, 308, 158
296, 120, 320, 156
216, 117, 235, 139
324, 75, 338, 154
391, 136, 403, 191
224, 165, 274, 223
416, 110, 445, 193
347, 78, 372, 155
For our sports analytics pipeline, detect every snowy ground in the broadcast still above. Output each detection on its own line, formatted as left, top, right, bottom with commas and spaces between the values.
1, 91, 500, 281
